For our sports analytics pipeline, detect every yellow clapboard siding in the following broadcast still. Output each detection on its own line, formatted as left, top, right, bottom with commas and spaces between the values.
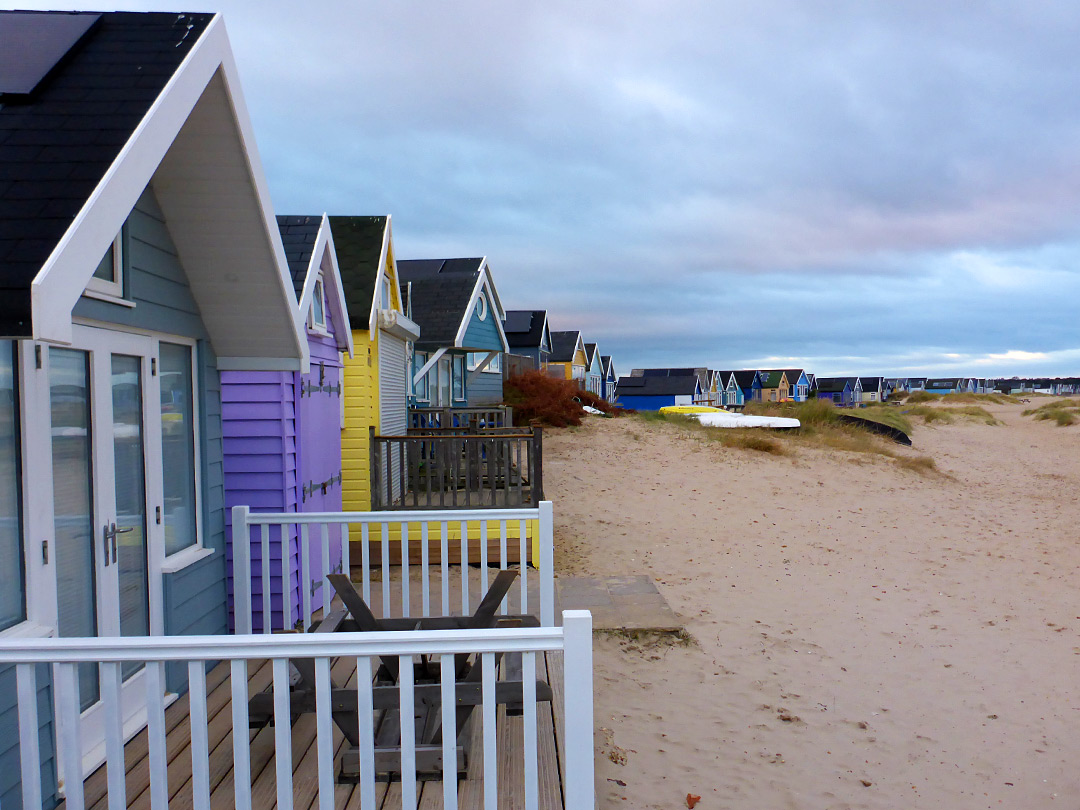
342, 329, 379, 515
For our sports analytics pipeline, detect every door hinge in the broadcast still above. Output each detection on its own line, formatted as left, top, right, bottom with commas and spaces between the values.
151, 358, 157, 376
41, 540, 48, 564
155, 506, 162, 525
35, 345, 42, 369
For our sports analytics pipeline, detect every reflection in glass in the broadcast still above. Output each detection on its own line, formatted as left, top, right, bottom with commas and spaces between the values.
159, 343, 197, 556
50, 348, 99, 710
0, 341, 24, 631
112, 355, 149, 678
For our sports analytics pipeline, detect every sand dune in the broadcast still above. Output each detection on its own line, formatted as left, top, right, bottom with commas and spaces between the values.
545, 401, 1080, 810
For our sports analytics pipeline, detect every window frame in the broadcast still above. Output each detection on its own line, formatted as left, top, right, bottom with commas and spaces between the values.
413, 351, 429, 402
452, 354, 466, 401
0, 340, 26, 634
475, 294, 488, 321
156, 336, 206, 570
309, 274, 328, 333
85, 232, 125, 299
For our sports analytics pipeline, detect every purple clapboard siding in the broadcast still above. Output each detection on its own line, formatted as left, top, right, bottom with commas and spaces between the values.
222, 300, 346, 632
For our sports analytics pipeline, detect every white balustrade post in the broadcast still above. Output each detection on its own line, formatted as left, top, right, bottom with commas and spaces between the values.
232, 505, 252, 634
562, 610, 595, 809
539, 501, 555, 626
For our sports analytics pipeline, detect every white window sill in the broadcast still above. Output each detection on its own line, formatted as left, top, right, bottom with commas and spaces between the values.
0, 620, 54, 640
307, 325, 331, 338
81, 289, 136, 308
161, 545, 215, 574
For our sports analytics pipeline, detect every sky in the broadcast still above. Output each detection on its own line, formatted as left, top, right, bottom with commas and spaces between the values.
13, 1, 1080, 377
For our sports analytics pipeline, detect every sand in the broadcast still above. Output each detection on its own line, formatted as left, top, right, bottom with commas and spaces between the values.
544, 401, 1080, 810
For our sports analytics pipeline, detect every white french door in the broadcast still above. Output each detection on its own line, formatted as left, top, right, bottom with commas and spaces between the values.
49, 325, 164, 778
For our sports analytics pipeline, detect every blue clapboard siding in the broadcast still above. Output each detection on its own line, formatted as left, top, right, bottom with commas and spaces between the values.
0, 663, 57, 810
73, 183, 229, 691
462, 290, 504, 405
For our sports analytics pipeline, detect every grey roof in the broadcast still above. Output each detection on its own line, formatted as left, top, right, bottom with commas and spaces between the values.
328, 216, 388, 320
733, 370, 759, 388
0, 10, 214, 337
398, 258, 484, 349
601, 355, 615, 379
584, 342, 599, 368
616, 375, 698, 396
276, 215, 321, 301
549, 331, 582, 363
504, 309, 547, 349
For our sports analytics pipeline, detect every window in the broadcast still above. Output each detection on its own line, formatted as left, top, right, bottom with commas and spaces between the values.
0, 341, 24, 631
159, 342, 199, 556
452, 355, 465, 400
467, 352, 501, 373
414, 351, 428, 401
310, 276, 326, 330
475, 294, 488, 321
86, 233, 124, 298
382, 277, 392, 310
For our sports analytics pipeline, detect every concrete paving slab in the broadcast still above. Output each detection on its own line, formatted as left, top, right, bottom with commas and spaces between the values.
556, 574, 682, 631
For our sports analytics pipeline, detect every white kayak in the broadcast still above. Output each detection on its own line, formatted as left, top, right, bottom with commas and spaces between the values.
692, 412, 801, 429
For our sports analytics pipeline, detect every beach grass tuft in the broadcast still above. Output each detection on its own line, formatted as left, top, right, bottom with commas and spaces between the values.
903, 391, 942, 403
1023, 399, 1080, 426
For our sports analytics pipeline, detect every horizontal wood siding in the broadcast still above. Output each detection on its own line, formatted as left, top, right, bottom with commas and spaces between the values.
0, 663, 56, 810
467, 367, 503, 405
461, 291, 504, 352
342, 329, 378, 520
222, 370, 296, 633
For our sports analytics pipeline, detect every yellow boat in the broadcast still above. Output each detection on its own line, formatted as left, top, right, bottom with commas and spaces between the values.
659, 405, 729, 415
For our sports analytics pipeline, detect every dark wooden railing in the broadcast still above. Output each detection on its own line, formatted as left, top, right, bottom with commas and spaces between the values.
407, 406, 513, 430
370, 426, 543, 510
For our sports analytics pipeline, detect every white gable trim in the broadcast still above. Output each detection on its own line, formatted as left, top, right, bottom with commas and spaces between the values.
452, 259, 509, 352
297, 215, 353, 358
367, 215, 394, 333
29, 15, 305, 370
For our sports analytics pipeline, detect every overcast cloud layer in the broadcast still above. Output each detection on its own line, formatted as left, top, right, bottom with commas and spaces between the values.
15, 1, 1080, 376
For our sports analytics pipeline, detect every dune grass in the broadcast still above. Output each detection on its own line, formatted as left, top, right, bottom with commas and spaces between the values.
900, 403, 1000, 425
1022, 399, 1080, 427
904, 391, 941, 404
633, 401, 941, 475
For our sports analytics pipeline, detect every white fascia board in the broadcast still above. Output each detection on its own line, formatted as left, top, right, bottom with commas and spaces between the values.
452, 258, 509, 352
299, 216, 354, 358
368, 217, 393, 334
29, 16, 306, 370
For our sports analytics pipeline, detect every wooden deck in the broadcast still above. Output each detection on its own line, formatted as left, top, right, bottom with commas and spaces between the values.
72, 652, 567, 810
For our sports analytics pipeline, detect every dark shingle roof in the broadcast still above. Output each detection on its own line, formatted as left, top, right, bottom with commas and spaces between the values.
616, 375, 698, 396
601, 355, 614, 377
0, 10, 214, 337
549, 331, 581, 363
733, 371, 759, 388
504, 309, 546, 349
782, 369, 805, 384
584, 342, 598, 367
275, 215, 321, 301
328, 216, 387, 320
814, 377, 850, 393
397, 258, 483, 349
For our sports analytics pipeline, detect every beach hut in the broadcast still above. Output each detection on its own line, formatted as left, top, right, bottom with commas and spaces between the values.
330, 217, 420, 514
859, 376, 884, 404
925, 378, 965, 394
0, 10, 306, 795
715, 371, 745, 409
584, 342, 604, 397
222, 215, 353, 630
601, 355, 618, 402
503, 309, 552, 371
759, 370, 790, 403
814, 377, 854, 406
399, 258, 509, 408
783, 369, 811, 401
615, 374, 701, 410
734, 370, 763, 403
548, 330, 588, 385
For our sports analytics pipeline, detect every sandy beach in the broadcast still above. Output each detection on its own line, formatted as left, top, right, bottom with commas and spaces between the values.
545, 401, 1080, 810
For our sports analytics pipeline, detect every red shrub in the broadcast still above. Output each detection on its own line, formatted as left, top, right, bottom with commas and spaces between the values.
503, 371, 594, 427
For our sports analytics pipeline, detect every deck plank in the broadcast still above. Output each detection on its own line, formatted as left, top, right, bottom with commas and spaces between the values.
544, 651, 566, 800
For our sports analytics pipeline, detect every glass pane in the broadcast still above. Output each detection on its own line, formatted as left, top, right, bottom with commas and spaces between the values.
92, 242, 115, 281
438, 358, 451, 406
0, 341, 24, 631
453, 356, 465, 400
312, 279, 325, 326
112, 355, 149, 679
159, 343, 197, 556
50, 348, 99, 710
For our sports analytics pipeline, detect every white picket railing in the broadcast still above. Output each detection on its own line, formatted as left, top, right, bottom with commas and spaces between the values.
231, 501, 556, 634
0, 611, 594, 810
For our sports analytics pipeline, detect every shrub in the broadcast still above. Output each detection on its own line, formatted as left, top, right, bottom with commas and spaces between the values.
503, 371, 613, 427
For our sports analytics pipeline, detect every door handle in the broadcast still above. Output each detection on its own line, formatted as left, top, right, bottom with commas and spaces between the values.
104, 522, 135, 565
102, 523, 112, 567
